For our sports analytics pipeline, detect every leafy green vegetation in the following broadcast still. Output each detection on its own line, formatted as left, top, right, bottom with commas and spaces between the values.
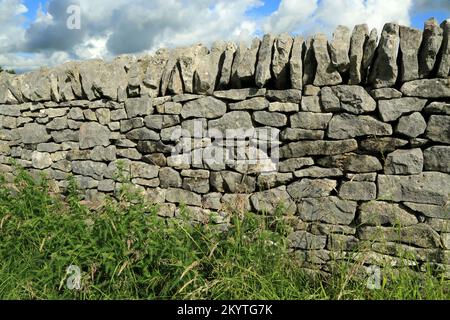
0, 66, 15, 74
0, 168, 448, 299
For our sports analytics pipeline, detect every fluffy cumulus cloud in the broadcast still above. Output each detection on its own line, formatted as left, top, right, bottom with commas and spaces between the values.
0, 0, 447, 72
263, 0, 413, 36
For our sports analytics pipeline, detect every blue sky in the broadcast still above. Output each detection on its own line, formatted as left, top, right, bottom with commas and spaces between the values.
2, 0, 450, 72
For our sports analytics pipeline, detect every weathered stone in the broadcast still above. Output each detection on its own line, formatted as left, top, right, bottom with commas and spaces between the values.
193, 41, 226, 94
360, 137, 408, 154
172, 94, 202, 103
313, 33, 342, 86
37, 143, 61, 153
384, 148, 423, 175
281, 139, 357, 158
419, 18, 443, 78
231, 39, 260, 87
217, 42, 237, 89
403, 202, 449, 219
220, 171, 255, 193
253, 111, 287, 127
221, 194, 251, 214
327, 234, 359, 251
370, 88, 402, 100
369, 23, 400, 88
72, 161, 107, 180
126, 127, 159, 141
249, 186, 295, 215
181, 96, 227, 120
396, 112, 427, 138
425, 115, 450, 143
327, 113, 392, 139
125, 96, 153, 118
358, 224, 441, 248
208, 111, 253, 134
302, 37, 316, 86
144, 114, 179, 130
83, 110, 97, 121
378, 97, 427, 122
165, 188, 201, 206
142, 153, 167, 167
300, 96, 321, 112
290, 112, 332, 130
213, 88, 266, 101
330, 25, 351, 74
289, 36, 303, 90
120, 118, 144, 133
424, 102, 450, 115
19, 123, 50, 144
272, 33, 293, 89
339, 181, 376, 200
346, 172, 377, 182
401, 78, 450, 98
116, 148, 141, 160
399, 26, 422, 82
46, 117, 68, 130
377, 172, 450, 205
424, 146, 450, 173
294, 166, 343, 178
427, 218, 450, 232
98, 179, 115, 192
303, 85, 321, 96
298, 196, 356, 225
182, 177, 209, 194
91, 146, 117, 162
257, 172, 293, 189
287, 178, 336, 200
158, 167, 181, 188
266, 89, 302, 103
79, 122, 111, 149
349, 24, 369, 84
436, 19, 450, 77
358, 201, 418, 227
331, 85, 376, 114
255, 33, 275, 88
278, 157, 314, 172
317, 153, 382, 173
281, 128, 324, 141
229, 97, 269, 111
320, 87, 340, 112
31, 151, 52, 169
130, 162, 159, 179
362, 28, 378, 81
269, 102, 299, 112
288, 231, 327, 250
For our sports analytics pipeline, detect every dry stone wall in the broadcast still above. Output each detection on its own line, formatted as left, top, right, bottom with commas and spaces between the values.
1, 19, 449, 276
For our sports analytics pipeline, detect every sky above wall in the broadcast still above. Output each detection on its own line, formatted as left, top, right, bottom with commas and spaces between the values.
1, 0, 449, 73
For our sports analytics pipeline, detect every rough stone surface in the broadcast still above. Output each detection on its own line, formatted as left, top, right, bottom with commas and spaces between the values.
250, 186, 296, 215
287, 178, 337, 200
288, 231, 327, 250
255, 34, 275, 88
330, 25, 351, 74
181, 96, 226, 119
339, 181, 376, 201
369, 23, 400, 88
425, 115, 450, 144
289, 36, 303, 90
349, 24, 369, 84
423, 146, 450, 173
419, 18, 443, 78
378, 172, 450, 205
281, 139, 358, 158
401, 78, 450, 98
378, 98, 427, 122
358, 201, 419, 226
396, 112, 427, 138
384, 148, 424, 175
327, 113, 392, 139
313, 33, 342, 86
298, 197, 357, 225
399, 26, 423, 82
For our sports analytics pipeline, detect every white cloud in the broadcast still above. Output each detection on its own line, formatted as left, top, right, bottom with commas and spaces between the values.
0, 0, 445, 73
264, 0, 413, 37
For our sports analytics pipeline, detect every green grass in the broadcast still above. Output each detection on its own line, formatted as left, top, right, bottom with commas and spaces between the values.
0, 168, 448, 300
